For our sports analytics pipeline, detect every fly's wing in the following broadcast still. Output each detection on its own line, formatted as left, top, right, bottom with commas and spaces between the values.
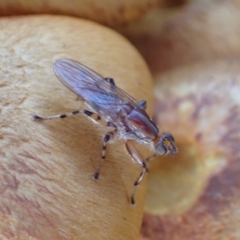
53, 59, 139, 121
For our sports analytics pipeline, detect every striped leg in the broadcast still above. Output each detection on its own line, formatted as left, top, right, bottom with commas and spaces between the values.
130, 154, 157, 205
33, 110, 102, 123
93, 130, 116, 180
125, 141, 149, 205
130, 168, 147, 205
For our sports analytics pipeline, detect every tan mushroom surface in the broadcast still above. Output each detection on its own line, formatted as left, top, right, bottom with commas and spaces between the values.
141, 59, 240, 240
0, 15, 153, 240
117, 0, 240, 74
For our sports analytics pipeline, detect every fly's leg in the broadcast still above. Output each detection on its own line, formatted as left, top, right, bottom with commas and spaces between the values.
125, 141, 148, 205
131, 167, 147, 205
125, 141, 148, 169
34, 110, 116, 180
33, 110, 102, 123
129, 154, 157, 205
93, 129, 116, 180
138, 100, 147, 110
105, 77, 116, 87
82, 110, 102, 122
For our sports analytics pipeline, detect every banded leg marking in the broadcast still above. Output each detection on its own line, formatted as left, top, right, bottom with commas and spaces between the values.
33, 110, 101, 123
130, 167, 147, 205
125, 141, 149, 205
83, 110, 101, 122
93, 130, 116, 181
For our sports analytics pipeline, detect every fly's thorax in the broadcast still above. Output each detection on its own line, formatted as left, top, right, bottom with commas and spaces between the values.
122, 104, 133, 114
126, 107, 159, 140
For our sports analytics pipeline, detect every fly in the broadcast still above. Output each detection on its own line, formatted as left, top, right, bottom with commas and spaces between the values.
33, 59, 178, 205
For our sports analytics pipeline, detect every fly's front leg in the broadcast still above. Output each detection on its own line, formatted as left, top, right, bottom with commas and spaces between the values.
33, 110, 103, 124
125, 141, 148, 170
125, 141, 148, 205
93, 127, 116, 180
131, 167, 147, 205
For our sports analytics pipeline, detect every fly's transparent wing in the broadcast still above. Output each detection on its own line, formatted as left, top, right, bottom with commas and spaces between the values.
54, 59, 139, 121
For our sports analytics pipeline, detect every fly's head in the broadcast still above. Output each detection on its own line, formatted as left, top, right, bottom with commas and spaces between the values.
154, 133, 178, 156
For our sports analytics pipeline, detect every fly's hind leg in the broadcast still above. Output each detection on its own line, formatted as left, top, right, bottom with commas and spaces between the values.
105, 77, 116, 88
93, 126, 117, 181
33, 110, 103, 124
125, 141, 148, 205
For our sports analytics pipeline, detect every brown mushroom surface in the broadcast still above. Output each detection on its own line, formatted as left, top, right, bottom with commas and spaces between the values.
0, 0, 158, 26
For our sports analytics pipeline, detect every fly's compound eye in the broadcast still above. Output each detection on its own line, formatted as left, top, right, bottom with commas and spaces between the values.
155, 133, 178, 156
155, 142, 168, 155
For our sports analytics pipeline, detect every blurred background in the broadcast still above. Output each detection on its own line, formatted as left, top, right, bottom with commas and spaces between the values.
1, 0, 240, 239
